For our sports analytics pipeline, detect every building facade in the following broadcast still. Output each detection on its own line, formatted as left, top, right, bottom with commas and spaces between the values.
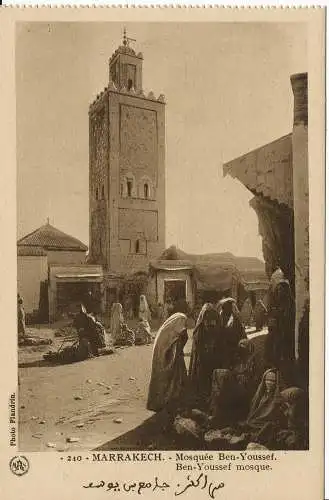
17, 246, 48, 317
290, 73, 309, 354
48, 264, 103, 322
17, 222, 103, 322
89, 33, 166, 277
223, 73, 308, 359
148, 246, 268, 312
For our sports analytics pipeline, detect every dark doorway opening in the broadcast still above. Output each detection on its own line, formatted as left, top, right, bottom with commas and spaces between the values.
164, 280, 186, 303
56, 282, 101, 318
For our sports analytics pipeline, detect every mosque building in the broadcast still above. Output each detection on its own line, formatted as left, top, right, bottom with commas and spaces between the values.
88, 30, 166, 312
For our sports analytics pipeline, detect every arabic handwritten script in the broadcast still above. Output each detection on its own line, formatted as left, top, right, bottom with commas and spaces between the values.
175, 473, 225, 499
82, 473, 225, 498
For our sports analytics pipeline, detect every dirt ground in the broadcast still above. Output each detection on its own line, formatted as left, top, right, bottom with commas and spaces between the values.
18, 325, 266, 452
18, 325, 194, 452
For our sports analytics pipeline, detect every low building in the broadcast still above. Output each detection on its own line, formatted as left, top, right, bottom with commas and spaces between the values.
148, 259, 194, 307
17, 246, 48, 319
17, 221, 103, 322
48, 264, 104, 322
148, 246, 268, 312
18, 220, 88, 266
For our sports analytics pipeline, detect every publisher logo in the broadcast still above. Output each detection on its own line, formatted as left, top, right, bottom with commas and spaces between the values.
9, 456, 29, 476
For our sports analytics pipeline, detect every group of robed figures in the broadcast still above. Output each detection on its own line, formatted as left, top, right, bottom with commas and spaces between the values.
146, 270, 308, 451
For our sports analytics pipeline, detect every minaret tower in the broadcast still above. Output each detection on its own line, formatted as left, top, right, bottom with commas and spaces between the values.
89, 30, 166, 276
108, 28, 143, 92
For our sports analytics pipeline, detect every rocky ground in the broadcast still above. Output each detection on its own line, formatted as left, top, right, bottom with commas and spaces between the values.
18, 324, 266, 452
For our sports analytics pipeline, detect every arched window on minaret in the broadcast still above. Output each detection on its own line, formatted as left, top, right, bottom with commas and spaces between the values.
101, 185, 105, 199
108, 29, 142, 92
127, 180, 133, 198
96, 187, 99, 200
121, 173, 136, 198
139, 176, 153, 199
135, 240, 140, 254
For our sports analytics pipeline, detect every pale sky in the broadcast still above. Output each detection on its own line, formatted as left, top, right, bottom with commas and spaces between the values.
16, 22, 307, 259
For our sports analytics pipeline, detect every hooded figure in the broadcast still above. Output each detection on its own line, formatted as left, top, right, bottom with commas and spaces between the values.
110, 303, 124, 343
157, 303, 165, 322
232, 338, 258, 416
147, 313, 188, 413
209, 369, 239, 427
245, 368, 283, 436
208, 339, 257, 426
276, 387, 307, 450
240, 297, 254, 327
233, 339, 256, 384
209, 369, 284, 448
70, 304, 97, 360
188, 303, 222, 408
222, 368, 285, 448
139, 295, 151, 323
265, 269, 295, 368
135, 319, 153, 346
254, 299, 268, 331
111, 303, 135, 347
90, 315, 107, 350
73, 304, 89, 336
217, 297, 246, 369
17, 296, 26, 337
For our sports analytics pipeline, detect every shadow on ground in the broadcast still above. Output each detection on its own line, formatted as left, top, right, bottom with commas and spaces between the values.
94, 332, 267, 452
94, 409, 203, 451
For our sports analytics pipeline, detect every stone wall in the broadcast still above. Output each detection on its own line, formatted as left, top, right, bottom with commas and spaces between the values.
120, 104, 158, 189
250, 195, 295, 287
291, 73, 309, 358
17, 255, 48, 314
46, 250, 86, 266
89, 96, 109, 266
118, 208, 158, 241
107, 90, 166, 274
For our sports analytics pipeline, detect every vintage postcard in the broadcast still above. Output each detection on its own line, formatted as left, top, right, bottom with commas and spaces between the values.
0, 6, 325, 500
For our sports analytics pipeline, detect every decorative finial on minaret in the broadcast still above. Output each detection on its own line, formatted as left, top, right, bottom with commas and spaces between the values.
122, 27, 136, 48
123, 27, 127, 46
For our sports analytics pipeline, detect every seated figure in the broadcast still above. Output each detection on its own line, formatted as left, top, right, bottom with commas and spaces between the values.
274, 387, 308, 450
110, 302, 135, 347
135, 319, 153, 345
206, 368, 285, 449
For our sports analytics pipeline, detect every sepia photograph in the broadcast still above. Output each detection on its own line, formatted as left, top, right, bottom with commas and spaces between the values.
16, 20, 311, 455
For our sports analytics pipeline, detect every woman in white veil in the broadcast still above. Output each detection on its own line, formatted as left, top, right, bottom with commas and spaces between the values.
147, 313, 188, 413
139, 295, 151, 323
